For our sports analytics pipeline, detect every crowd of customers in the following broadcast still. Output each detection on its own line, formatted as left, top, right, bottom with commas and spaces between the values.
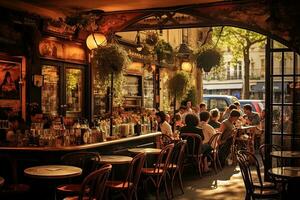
154, 100, 264, 169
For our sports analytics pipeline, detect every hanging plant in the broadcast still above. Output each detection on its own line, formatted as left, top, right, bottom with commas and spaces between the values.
196, 47, 222, 72
145, 31, 158, 46
93, 43, 130, 76
154, 40, 174, 64
168, 71, 189, 100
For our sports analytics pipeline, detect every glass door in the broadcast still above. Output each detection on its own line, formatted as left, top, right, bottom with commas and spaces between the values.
41, 62, 84, 118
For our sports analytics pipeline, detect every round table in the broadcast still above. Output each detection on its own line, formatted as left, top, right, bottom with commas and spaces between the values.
24, 165, 82, 179
100, 155, 133, 164
269, 167, 300, 179
0, 176, 4, 187
128, 148, 161, 154
270, 151, 300, 159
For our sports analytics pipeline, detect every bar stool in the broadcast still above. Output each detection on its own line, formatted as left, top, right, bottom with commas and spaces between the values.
105, 153, 146, 200
64, 164, 112, 200
141, 143, 174, 200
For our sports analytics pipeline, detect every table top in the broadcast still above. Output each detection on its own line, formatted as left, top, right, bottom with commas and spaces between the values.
0, 176, 4, 187
270, 151, 300, 158
100, 155, 133, 164
24, 165, 82, 179
269, 167, 300, 179
128, 147, 161, 154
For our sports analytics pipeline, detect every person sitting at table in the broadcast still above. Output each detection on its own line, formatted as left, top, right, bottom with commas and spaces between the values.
179, 114, 204, 140
222, 104, 237, 120
199, 111, 216, 172
208, 108, 221, 129
173, 113, 183, 132
233, 101, 244, 116
218, 109, 241, 167
156, 111, 173, 138
242, 104, 260, 126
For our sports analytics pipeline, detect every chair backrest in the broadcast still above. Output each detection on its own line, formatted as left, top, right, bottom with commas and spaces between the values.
238, 150, 264, 188
236, 150, 255, 196
154, 143, 174, 175
208, 133, 221, 150
159, 134, 173, 147
79, 164, 112, 200
170, 140, 187, 170
124, 152, 146, 190
61, 151, 101, 178
180, 133, 203, 159
259, 144, 282, 167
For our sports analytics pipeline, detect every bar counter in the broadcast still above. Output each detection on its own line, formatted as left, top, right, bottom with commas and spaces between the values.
0, 132, 161, 152
0, 132, 161, 181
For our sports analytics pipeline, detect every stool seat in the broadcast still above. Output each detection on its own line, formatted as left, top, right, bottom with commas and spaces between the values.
57, 184, 81, 193
141, 168, 164, 175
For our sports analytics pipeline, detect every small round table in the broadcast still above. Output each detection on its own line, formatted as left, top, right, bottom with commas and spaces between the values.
269, 167, 300, 179
24, 165, 82, 179
270, 151, 300, 159
0, 176, 4, 188
100, 155, 133, 165
128, 148, 161, 155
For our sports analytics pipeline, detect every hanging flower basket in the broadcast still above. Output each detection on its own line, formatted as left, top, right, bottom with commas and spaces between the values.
154, 40, 174, 64
168, 71, 189, 100
145, 31, 158, 46
93, 43, 130, 76
196, 48, 222, 72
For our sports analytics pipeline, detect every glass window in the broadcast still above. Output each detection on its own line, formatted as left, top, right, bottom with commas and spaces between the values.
272, 52, 282, 75
66, 68, 83, 115
284, 52, 294, 75
144, 71, 154, 108
42, 65, 59, 116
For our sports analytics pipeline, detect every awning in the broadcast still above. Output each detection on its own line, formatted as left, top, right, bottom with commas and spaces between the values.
203, 83, 242, 90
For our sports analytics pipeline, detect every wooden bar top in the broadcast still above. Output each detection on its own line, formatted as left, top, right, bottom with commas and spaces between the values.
0, 132, 161, 152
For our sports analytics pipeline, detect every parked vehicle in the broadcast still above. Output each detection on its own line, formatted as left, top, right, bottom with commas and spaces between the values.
239, 99, 265, 114
203, 94, 239, 112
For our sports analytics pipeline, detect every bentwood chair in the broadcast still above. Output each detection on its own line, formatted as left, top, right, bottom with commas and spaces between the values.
236, 150, 280, 200
159, 134, 173, 148
180, 133, 203, 177
259, 144, 282, 168
141, 143, 174, 200
56, 152, 101, 199
207, 133, 222, 173
168, 140, 187, 198
64, 164, 112, 200
105, 153, 146, 200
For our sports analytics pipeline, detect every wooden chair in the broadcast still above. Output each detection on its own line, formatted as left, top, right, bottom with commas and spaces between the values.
207, 133, 222, 173
168, 139, 187, 198
105, 153, 146, 200
141, 143, 174, 200
180, 133, 203, 177
56, 152, 101, 199
236, 150, 280, 200
238, 150, 276, 189
159, 134, 173, 148
259, 144, 282, 168
64, 164, 112, 200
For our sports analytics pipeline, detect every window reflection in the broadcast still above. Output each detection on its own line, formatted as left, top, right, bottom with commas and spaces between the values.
66, 68, 82, 115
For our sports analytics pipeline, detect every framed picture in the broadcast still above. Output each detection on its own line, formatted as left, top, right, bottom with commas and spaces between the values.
33, 74, 44, 87
0, 60, 20, 100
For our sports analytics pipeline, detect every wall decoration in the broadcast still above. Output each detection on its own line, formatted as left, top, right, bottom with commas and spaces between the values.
32, 74, 44, 87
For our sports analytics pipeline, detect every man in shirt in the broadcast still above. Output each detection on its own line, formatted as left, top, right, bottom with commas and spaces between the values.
243, 104, 260, 126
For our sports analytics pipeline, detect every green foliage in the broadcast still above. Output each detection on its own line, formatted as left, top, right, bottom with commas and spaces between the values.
154, 40, 174, 64
181, 86, 197, 106
204, 65, 227, 81
196, 47, 222, 72
168, 71, 189, 100
93, 43, 130, 76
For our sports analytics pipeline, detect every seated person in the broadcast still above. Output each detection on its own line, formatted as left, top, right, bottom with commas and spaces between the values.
208, 108, 221, 129
156, 111, 173, 138
218, 109, 241, 167
222, 104, 237, 120
242, 104, 260, 126
173, 113, 183, 132
199, 111, 216, 172
180, 114, 204, 140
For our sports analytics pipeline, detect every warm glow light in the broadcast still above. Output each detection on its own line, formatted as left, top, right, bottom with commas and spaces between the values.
181, 62, 193, 72
86, 33, 107, 50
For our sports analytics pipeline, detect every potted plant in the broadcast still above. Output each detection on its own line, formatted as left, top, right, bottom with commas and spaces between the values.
196, 47, 222, 72
154, 40, 174, 64
145, 31, 158, 46
168, 71, 189, 113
